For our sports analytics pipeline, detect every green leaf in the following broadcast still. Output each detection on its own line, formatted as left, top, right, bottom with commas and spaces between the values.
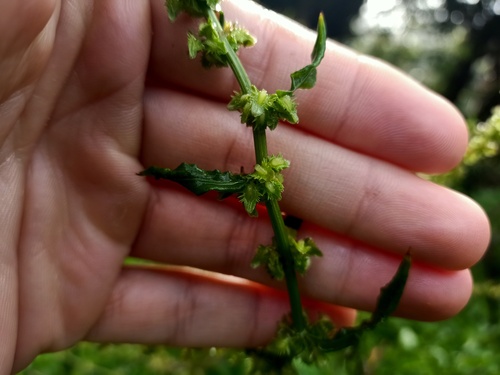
289, 13, 327, 92
165, 0, 220, 21
138, 163, 247, 196
290, 65, 317, 92
319, 252, 411, 353
370, 252, 412, 325
311, 13, 327, 67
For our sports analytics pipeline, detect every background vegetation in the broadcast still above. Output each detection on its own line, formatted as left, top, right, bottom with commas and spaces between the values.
20, 0, 500, 373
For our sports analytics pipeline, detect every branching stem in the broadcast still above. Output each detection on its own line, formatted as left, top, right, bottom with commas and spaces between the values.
208, 8, 306, 331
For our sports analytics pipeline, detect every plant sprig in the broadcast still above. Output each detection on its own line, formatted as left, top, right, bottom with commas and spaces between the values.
140, 0, 412, 368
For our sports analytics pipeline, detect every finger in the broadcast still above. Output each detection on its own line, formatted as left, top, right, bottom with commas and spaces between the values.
132, 184, 472, 321
149, 0, 467, 173
0, 0, 54, 102
85, 266, 355, 346
140, 88, 490, 271
1, 1, 57, 373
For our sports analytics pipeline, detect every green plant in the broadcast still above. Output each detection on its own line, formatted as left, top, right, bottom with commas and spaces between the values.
429, 106, 500, 187
138, 0, 411, 371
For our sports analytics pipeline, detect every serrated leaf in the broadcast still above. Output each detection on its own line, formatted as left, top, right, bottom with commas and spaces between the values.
319, 252, 411, 353
370, 252, 412, 325
139, 163, 247, 196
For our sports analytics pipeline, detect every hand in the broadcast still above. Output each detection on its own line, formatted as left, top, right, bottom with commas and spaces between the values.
0, 0, 489, 373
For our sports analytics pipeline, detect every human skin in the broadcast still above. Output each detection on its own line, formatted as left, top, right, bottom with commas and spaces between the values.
0, 0, 490, 373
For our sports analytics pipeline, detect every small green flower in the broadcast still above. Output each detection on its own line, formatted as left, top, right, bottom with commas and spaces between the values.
224, 21, 256, 49
251, 227, 322, 280
186, 19, 255, 68
250, 155, 290, 200
290, 237, 322, 275
239, 181, 262, 216
228, 86, 298, 130
265, 154, 290, 171
188, 22, 229, 68
263, 313, 335, 364
251, 241, 285, 280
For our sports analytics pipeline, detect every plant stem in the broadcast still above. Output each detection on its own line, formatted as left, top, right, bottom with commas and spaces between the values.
265, 197, 307, 330
207, 10, 252, 94
208, 8, 306, 331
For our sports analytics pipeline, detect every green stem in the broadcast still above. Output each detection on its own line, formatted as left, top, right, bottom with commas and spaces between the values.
208, 8, 306, 331
252, 128, 268, 162
265, 198, 306, 330
253, 128, 305, 330
207, 10, 252, 94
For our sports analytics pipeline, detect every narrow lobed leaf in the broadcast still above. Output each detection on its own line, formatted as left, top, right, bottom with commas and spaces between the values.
319, 252, 411, 353
370, 252, 412, 325
288, 13, 327, 92
138, 163, 247, 196
311, 13, 327, 67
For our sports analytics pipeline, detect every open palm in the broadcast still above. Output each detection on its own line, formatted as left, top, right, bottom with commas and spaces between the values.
0, 0, 489, 373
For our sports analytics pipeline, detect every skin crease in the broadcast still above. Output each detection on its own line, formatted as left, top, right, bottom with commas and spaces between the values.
0, 0, 491, 373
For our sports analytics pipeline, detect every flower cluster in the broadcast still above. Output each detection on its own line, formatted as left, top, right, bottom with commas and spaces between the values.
251, 227, 322, 280
265, 313, 335, 364
239, 154, 290, 215
228, 86, 298, 130
188, 20, 255, 68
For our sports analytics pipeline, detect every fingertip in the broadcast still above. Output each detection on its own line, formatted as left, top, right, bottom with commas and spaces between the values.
451, 194, 491, 269
418, 190, 491, 271
400, 266, 473, 322
417, 92, 469, 173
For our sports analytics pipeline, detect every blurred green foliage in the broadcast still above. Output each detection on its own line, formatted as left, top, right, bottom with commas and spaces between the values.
429, 106, 500, 187
18, 288, 500, 374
